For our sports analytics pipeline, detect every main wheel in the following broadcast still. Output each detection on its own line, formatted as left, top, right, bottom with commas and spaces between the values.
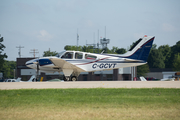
71, 76, 77, 81
66, 77, 70, 81
63, 76, 70, 81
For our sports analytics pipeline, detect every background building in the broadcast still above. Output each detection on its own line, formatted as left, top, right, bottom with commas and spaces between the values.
145, 68, 175, 80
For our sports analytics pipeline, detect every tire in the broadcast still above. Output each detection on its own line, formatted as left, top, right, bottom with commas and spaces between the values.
63, 76, 69, 81
71, 76, 77, 81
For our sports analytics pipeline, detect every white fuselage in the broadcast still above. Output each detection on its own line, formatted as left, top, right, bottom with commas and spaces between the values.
26, 52, 145, 73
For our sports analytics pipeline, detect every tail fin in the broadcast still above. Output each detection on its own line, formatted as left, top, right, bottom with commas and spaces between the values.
122, 36, 155, 62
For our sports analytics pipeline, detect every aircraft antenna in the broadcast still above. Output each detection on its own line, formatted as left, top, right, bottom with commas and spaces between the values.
16, 45, 24, 58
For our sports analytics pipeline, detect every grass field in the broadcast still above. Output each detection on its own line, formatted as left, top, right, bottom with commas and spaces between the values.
0, 88, 180, 120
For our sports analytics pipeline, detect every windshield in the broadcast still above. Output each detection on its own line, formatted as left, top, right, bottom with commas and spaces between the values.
55, 51, 66, 58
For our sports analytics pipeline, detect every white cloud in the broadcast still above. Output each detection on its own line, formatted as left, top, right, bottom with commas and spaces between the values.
162, 23, 175, 32
37, 30, 53, 41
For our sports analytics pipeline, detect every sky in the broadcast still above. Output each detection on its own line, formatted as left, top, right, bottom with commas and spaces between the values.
1, 0, 180, 61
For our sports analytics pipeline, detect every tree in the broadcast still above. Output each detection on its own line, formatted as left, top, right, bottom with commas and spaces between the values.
137, 64, 149, 77
171, 41, 180, 54
151, 44, 157, 50
116, 48, 126, 54
111, 47, 118, 54
64, 45, 72, 50
168, 41, 180, 68
173, 53, 180, 71
158, 45, 171, 68
82, 46, 87, 52
0, 36, 8, 73
2, 61, 16, 78
148, 49, 165, 68
43, 50, 58, 57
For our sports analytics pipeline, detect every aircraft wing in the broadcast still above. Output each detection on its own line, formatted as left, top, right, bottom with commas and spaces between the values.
41, 65, 60, 69
49, 58, 85, 72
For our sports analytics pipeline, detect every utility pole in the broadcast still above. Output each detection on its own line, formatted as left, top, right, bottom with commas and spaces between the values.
77, 29, 79, 51
16, 45, 24, 58
105, 26, 106, 38
30, 49, 39, 58
97, 29, 99, 53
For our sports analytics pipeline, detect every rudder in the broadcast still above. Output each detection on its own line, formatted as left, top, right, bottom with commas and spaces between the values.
137, 37, 154, 61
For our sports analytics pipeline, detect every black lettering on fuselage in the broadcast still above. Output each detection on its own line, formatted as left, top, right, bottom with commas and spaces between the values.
92, 63, 116, 69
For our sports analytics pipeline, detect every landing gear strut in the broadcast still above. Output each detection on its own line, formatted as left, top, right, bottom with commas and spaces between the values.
64, 76, 70, 81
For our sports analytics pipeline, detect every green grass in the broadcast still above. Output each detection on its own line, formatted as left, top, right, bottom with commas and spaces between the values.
0, 88, 180, 120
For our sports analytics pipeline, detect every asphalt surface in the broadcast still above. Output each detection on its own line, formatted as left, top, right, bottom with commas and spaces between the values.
0, 81, 180, 89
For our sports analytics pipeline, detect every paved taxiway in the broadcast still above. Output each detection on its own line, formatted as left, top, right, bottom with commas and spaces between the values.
0, 81, 180, 89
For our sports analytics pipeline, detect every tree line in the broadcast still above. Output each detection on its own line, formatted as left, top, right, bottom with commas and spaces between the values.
0, 37, 16, 79
148, 42, 180, 70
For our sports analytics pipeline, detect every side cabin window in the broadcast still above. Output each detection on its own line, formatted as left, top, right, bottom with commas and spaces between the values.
85, 54, 97, 60
61, 52, 73, 59
75, 52, 83, 59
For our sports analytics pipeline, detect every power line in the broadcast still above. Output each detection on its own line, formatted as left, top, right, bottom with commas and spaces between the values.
30, 49, 39, 58
16, 45, 24, 58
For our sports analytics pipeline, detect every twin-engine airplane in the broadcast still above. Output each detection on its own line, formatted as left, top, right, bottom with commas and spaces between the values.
26, 36, 155, 81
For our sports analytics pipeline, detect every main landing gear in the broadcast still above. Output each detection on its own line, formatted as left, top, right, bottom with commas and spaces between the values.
64, 76, 77, 81
62, 70, 79, 81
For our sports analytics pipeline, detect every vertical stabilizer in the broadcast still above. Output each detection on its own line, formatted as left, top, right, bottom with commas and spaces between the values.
122, 36, 155, 62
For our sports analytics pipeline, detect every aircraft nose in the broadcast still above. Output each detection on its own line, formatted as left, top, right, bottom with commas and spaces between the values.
25, 61, 30, 65
25, 59, 37, 68
26, 60, 32, 67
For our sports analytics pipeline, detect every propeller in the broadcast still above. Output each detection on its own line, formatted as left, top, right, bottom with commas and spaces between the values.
36, 58, 40, 82
33, 58, 40, 82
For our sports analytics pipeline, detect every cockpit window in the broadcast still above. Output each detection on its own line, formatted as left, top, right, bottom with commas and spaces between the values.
56, 51, 66, 58
61, 52, 73, 59
85, 54, 97, 60
75, 52, 83, 59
